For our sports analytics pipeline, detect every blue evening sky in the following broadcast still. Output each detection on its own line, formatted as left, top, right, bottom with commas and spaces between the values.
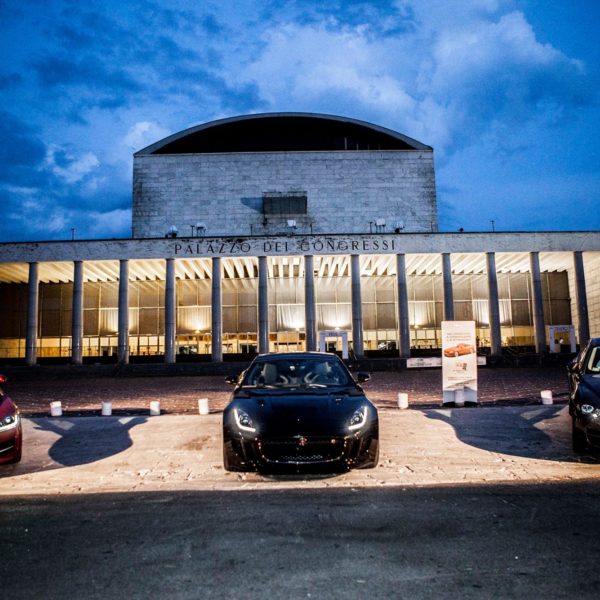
1, 0, 599, 241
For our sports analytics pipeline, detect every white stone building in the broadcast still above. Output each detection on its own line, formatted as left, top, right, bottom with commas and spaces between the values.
132, 113, 437, 238
0, 113, 598, 365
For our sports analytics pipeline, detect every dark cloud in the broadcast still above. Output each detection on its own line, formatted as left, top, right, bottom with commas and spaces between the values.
0, 73, 23, 89
25, 4, 238, 120
0, 174, 132, 243
0, 111, 47, 186
134, 0, 199, 34
200, 14, 224, 35
52, 23, 101, 52
260, 0, 416, 37
57, 183, 131, 215
34, 55, 141, 92
0, 193, 27, 242
0, 107, 131, 242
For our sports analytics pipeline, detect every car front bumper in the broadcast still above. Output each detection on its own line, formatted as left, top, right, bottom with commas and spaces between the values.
0, 424, 22, 463
572, 407, 600, 449
224, 425, 379, 472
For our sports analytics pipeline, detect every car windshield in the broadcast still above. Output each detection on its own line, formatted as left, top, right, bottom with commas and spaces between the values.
242, 357, 353, 388
585, 346, 600, 374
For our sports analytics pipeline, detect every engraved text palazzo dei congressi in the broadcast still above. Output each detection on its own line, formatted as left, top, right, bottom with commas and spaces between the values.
172, 236, 401, 258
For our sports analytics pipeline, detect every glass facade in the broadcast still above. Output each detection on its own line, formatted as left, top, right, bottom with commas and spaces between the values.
0, 254, 580, 360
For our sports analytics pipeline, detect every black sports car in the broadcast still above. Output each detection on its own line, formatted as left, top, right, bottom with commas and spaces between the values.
568, 337, 600, 452
223, 352, 379, 473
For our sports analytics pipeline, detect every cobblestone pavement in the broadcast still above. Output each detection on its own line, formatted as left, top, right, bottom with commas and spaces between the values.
4, 365, 569, 416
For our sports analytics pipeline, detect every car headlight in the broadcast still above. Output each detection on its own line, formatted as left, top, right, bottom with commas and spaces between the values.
0, 413, 20, 432
234, 408, 256, 433
580, 404, 597, 416
349, 406, 368, 431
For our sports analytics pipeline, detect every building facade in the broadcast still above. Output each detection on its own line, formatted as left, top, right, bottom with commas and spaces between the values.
132, 113, 438, 238
0, 113, 598, 365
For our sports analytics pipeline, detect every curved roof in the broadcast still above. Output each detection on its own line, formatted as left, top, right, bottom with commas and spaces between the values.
135, 112, 431, 155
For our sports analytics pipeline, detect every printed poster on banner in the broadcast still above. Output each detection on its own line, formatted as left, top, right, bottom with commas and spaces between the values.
441, 321, 478, 406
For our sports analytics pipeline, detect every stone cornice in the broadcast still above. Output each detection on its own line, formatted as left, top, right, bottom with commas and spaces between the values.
0, 231, 599, 263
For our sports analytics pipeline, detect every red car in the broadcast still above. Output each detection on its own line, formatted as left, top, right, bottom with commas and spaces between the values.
443, 343, 475, 358
0, 375, 22, 464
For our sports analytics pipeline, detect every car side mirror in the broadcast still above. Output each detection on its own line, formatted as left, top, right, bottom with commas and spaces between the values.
357, 372, 370, 383
225, 374, 239, 385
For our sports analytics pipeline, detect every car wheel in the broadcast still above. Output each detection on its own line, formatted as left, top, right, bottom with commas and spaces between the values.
357, 440, 379, 469
223, 441, 248, 472
572, 418, 587, 453
368, 443, 380, 469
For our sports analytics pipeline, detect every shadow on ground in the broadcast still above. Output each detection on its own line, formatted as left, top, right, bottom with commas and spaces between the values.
424, 405, 600, 463
32, 416, 147, 467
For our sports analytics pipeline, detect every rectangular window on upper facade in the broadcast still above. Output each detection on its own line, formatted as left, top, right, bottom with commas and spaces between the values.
262, 191, 308, 215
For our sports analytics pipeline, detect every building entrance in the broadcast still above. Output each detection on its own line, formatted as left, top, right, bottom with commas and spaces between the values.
318, 330, 349, 359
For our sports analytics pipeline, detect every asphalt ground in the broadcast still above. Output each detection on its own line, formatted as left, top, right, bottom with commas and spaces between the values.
4, 365, 570, 417
3, 481, 600, 600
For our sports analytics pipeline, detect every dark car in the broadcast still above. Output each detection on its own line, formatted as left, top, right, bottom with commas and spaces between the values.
223, 352, 379, 473
568, 338, 600, 452
0, 375, 22, 464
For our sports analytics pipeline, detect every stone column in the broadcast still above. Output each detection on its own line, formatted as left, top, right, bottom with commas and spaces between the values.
529, 252, 546, 354
574, 251, 590, 347
442, 253, 454, 321
117, 259, 130, 365
71, 261, 84, 365
304, 255, 317, 352
25, 262, 39, 366
486, 252, 502, 357
396, 253, 410, 358
258, 256, 269, 354
164, 258, 176, 364
211, 257, 223, 362
351, 254, 364, 358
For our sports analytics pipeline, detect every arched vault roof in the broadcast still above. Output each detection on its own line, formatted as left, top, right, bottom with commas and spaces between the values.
135, 112, 432, 155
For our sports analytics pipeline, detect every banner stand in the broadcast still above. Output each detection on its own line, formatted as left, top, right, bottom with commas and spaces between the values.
441, 321, 478, 407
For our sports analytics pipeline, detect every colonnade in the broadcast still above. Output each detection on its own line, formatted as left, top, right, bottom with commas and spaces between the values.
22, 251, 591, 366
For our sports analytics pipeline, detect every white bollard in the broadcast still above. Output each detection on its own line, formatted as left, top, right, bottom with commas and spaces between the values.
101, 401, 112, 416
541, 390, 553, 405
149, 400, 161, 416
198, 398, 210, 415
397, 392, 409, 410
49, 401, 62, 417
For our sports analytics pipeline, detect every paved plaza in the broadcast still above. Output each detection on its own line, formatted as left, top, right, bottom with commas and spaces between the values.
3, 364, 571, 416
1, 364, 598, 498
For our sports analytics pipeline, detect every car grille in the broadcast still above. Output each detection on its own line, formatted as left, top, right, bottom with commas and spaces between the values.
258, 437, 346, 464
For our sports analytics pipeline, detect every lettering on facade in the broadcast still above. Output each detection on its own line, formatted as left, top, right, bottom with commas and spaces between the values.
173, 236, 398, 257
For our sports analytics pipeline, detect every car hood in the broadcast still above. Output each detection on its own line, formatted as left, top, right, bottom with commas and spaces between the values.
232, 389, 370, 436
